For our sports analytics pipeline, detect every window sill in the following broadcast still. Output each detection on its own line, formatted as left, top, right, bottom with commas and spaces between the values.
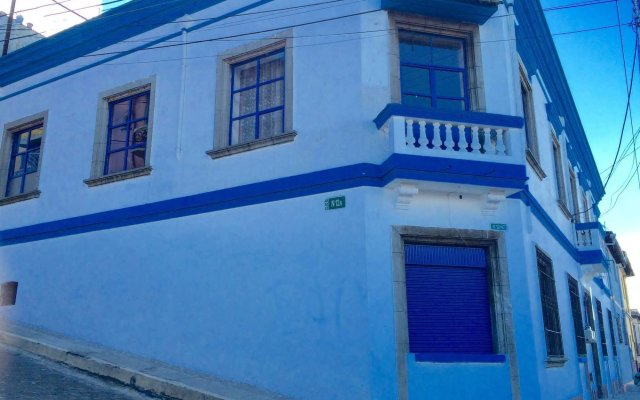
84, 166, 152, 187
0, 190, 40, 207
545, 356, 568, 368
558, 200, 572, 220
526, 149, 547, 180
414, 353, 506, 363
207, 131, 297, 159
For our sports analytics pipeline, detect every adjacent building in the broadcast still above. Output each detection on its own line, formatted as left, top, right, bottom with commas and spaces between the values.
0, 13, 44, 55
0, 0, 636, 399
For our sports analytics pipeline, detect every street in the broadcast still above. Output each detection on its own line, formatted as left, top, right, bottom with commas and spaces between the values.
0, 343, 151, 399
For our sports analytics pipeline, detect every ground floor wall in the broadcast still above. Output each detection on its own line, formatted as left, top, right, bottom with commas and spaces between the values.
0, 183, 635, 399
0, 188, 373, 400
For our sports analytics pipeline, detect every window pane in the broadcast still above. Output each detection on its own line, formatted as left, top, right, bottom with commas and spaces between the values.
23, 173, 38, 193
260, 52, 285, 81
130, 122, 148, 146
430, 36, 465, 68
232, 89, 256, 118
231, 117, 256, 145
435, 70, 464, 98
128, 149, 146, 170
399, 31, 464, 68
131, 94, 150, 120
110, 99, 130, 126
11, 154, 25, 176
259, 81, 284, 111
259, 111, 283, 138
6, 178, 22, 197
399, 31, 431, 65
402, 94, 431, 108
401, 66, 430, 96
107, 151, 126, 174
29, 128, 43, 150
437, 99, 465, 111
16, 132, 29, 153
109, 126, 128, 151
26, 151, 39, 173
234, 61, 257, 90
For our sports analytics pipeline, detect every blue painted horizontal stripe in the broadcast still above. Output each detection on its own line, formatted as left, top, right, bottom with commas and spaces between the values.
0, 154, 527, 247
594, 277, 612, 297
578, 356, 587, 363
509, 188, 579, 262
381, 0, 498, 24
509, 188, 610, 268
374, 103, 524, 130
414, 353, 506, 363
578, 250, 608, 268
0, 0, 275, 100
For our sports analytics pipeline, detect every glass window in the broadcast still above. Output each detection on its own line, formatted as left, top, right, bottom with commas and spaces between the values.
521, 73, 539, 159
399, 31, 469, 111
536, 248, 564, 357
104, 91, 150, 175
552, 137, 566, 206
568, 275, 587, 356
6, 124, 43, 197
596, 300, 608, 357
229, 49, 285, 145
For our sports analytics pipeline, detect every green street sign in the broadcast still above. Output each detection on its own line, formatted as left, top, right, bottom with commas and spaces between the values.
491, 223, 508, 231
325, 196, 346, 211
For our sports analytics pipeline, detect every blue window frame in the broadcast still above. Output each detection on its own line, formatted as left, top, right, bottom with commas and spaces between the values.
229, 49, 285, 146
399, 30, 470, 111
105, 91, 150, 175
6, 124, 43, 197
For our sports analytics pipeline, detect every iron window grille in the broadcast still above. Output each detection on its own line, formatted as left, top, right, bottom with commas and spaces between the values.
536, 249, 564, 357
608, 310, 617, 356
399, 30, 470, 111
568, 275, 587, 356
596, 300, 608, 357
104, 91, 150, 175
229, 49, 285, 146
6, 124, 43, 197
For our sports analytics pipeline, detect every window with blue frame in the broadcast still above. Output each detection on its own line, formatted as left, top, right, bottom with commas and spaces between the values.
229, 49, 285, 145
5, 124, 43, 197
399, 30, 470, 111
104, 91, 150, 175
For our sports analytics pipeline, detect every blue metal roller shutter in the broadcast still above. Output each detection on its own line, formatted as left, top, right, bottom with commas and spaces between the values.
405, 243, 493, 354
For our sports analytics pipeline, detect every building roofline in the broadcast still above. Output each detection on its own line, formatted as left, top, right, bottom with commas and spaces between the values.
514, 0, 605, 202
0, 0, 271, 88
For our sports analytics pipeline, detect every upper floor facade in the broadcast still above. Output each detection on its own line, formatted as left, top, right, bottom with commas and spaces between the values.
0, 1, 606, 255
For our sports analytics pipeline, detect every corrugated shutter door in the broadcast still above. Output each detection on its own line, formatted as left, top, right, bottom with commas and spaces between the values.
405, 243, 493, 354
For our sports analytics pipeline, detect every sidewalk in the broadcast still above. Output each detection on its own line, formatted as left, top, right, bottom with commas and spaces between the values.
619, 382, 640, 399
0, 321, 288, 400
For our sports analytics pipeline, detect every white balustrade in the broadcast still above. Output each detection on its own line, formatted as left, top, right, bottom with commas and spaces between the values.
388, 115, 519, 162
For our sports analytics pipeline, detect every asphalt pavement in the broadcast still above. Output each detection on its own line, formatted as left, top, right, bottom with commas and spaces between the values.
0, 343, 152, 400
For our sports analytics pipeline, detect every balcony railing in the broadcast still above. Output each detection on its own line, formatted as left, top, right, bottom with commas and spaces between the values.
575, 222, 609, 279
374, 104, 525, 164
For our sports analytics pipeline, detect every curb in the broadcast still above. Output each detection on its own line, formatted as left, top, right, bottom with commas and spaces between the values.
0, 328, 287, 400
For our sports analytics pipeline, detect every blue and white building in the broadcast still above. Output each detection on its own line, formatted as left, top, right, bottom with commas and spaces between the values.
0, 0, 636, 399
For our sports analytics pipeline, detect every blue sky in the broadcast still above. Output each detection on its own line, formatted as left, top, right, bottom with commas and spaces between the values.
541, 0, 640, 308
